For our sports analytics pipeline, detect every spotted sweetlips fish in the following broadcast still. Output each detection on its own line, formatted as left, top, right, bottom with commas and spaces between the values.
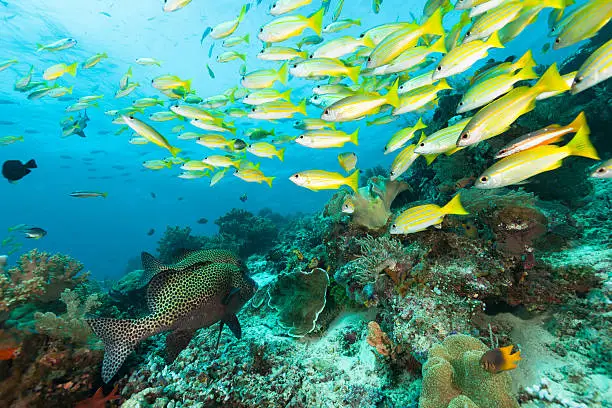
87, 251, 256, 383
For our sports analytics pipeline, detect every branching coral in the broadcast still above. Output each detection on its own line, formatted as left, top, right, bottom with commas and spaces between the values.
420, 334, 519, 408
34, 289, 101, 345
215, 208, 279, 258
0, 250, 88, 314
267, 268, 330, 337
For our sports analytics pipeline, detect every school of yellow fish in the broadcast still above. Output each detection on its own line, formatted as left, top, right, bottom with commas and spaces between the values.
1, 0, 611, 235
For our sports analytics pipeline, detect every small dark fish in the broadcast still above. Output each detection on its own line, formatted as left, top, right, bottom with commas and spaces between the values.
61, 165, 71, 169
24, 227, 47, 240
0, 99, 17, 105
99, 11, 112, 17
239, 64, 247, 76
206, 64, 215, 79
208, 43, 215, 58
0, 120, 17, 125
97, 130, 111, 135
112, 165, 126, 170
197, 218, 208, 224
200, 27, 212, 44
480, 345, 521, 374
232, 138, 247, 150
83, 157, 95, 162
24, 129, 40, 134
2, 159, 37, 182
147, 228, 155, 236
177, 197, 184, 201
70, 191, 107, 199
100, 176, 112, 179
240, 193, 248, 202
60, 155, 72, 159
91, 150, 105, 154
120, 172, 130, 177
151, 192, 156, 199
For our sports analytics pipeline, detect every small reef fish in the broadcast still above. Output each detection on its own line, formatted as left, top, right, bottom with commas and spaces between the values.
390, 194, 468, 234
136, 57, 162, 66
290, 169, 359, 192
571, 38, 612, 95
82, 53, 108, 69
434, 32, 504, 80
258, 46, 308, 62
269, 0, 313, 16
495, 112, 587, 159
243, 89, 292, 106
476, 125, 599, 189
0, 136, 24, 146
247, 142, 285, 161
43, 62, 77, 80
321, 80, 400, 122
258, 8, 324, 43
480, 345, 521, 374
234, 168, 275, 187
87, 252, 256, 382
240, 193, 248, 202
69, 191, 108, 199
390, 134, 428, 181
338, 152, 357, 172
2, 159, 37, 182
0, 59, 18, 72
197, 218, 208, 224
36, 38, 77, 52
415, 118, 472, 155
591, 159, 612, 179
210, 4, 248, 39
296, 129, 359, 149
294, 118, 335, 130
24, 227, 47, 239
553, 1, 612, 50
241, 63, 289, 89
122, 116, 181, 157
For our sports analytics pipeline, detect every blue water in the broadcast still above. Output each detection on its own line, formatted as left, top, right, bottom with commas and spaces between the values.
0, 0, 593, 280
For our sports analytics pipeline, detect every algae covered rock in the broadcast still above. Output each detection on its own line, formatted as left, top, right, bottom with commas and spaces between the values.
268, 267, 330, 337
420, 334, 518, 408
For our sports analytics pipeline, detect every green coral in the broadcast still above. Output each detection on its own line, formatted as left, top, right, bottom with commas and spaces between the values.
419, 334, 518, 408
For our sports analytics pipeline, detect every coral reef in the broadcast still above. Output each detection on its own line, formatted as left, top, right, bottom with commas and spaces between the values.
214, 208, 280, 258
420, 334, 518, 408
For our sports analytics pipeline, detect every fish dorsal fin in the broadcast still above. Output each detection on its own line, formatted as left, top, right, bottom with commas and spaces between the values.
172, 248, 199, 263
139, 252, 168, 288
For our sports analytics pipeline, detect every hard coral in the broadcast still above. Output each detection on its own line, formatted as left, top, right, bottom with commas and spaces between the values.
0, 250, 88, 315
156, 226, 206, 264
215, 208, 279, 258
492, 205, 547, 256
346, 177, 410, 230
267, 268, 330, 337
420, 334, 519, 408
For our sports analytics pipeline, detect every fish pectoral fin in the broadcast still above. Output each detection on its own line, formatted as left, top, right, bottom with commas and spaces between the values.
222, 287, 241, 305
223, 314, 242, 340
165, 328, 196, 364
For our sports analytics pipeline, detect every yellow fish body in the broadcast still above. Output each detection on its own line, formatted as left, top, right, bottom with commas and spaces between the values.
290, 169, 359, 192
258, 8, 324, 43
390, 194, 468, 234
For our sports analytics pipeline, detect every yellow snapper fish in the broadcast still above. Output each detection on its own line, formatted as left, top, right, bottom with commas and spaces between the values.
311, 36, 374, 59
129, 137, 150, 145
0, 136, 24, 146
234, 168, 275, 187
243, 89, 292, 105
269, 0, 312, 16
119, 66, 132, 89
393, 79, 451, 116
296, 129, 359, 149
323, 18, 362, 34
495, 112, 587, 159
151, 75, 191, 92
390, 134, 428, 181
223, 34, 250, 48
553, 0, 612, 50
338, 152, 358, 172
367, 115, 398, 126
458, 63, 570, 147
149, 111, 182, 122
133, 97, 164, 108
446, 11, 471, 50
36, 38, 77, 52
414, 118, 472, 155
210, 168, 229, 186
14, 66, 34, 91
591, 159, 612, 179
217, 51, 246, 63
210, 4, 248, 39
247, 142, 285, 161
361, 22, 417, 47
476, 124, 599, 189
471, 49, 536, 84
366, 10, 444, 69
43, 62, 77, 80
248, 100, 307, 120
196, 134, 234, 150
202, 155, 240, 168
385, 118, 427, 154
499, 5, 542, 44
390, 194, 468, 234
571, 37, 612, 95
468, 0, 506, 18
399, 70, 437, 94
191, 119, 236, 134
258, 46, 308, 61
241, 63, 289, 89
454, 0, 494, 10
163, 0, 192, 12
290, 169, 359, 192
313, 83, 358, 96
309, 93, 347, 109
536, 70, 576, 100
294, 118, 336, 130
122, 115, 182, 156
290, 58, 361, 83
136, 57, 162, 66
258, 8, 324, 43
181, 161, 214, 171
368, 36, 446, 77
83, 52, 108, 69
463, 0, 564, 44
322, 80, 400, 122
458, 66, 538, 113
170, 105, 221, 122
77, 95, 103, 104
115, 83, 140, 98
66, 102, 97, 112
143, 159, 172, 170
178, 132, 203, 140
433, 32, 504, 80
179, 170, 210, 179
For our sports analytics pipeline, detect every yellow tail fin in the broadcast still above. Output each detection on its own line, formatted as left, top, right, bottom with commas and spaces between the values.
345, 170, 359, 193
429, 35, 448, 54
515, 65, 538, 82
169, 146, 182, 158
265, 176, 275, 188
67, 63, 78, 77
436, 78, 452, 91
485, 32, 504, 49
102, 192, 109, 198
514, 50, 536, 71
277, 148, 285, 162
441, 193, 469, 215
565, 123, 599, 160
297, 99, 307, 115
277, 62, 289, 85
415, 117, 428, 131
237, 4, 248, 23
347, 66, 361, 84
281, 89, 292, 101
309, 8, 325, 36
535, 63, 570, 94
567, 111, 587, 132
421, 8, 445, 36
386, 79, 400, 108
349, 129, 359, 146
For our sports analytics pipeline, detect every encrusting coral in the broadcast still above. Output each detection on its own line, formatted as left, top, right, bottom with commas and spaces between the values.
267, 267, 330, 337
419, 334, 519, 408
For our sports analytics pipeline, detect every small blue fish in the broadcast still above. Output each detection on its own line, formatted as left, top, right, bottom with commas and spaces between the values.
200, 27, 212, 45
206, 64, 215, 79
99, 11, 111, 17
208, 43, 215, 58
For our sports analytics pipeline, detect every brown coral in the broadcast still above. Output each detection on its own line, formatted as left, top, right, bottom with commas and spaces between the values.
346, 177, 410, 230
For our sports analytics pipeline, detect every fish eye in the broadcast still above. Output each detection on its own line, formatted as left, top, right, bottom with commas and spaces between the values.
294, 174, 299, 178
359, 33, 365, 38
420, 143, 425, 147
271, 3, 276, 7
555, 38, 560, 43
251, 108, 256, 112
129, 115, 134, 119
260, 28, 264, 32
459, 102, 464, 106
461, 132, 469, 139
391, 224, 396, 228
299, 135, 304, 139
480, 176, 488, 183
436, 66, 442, 71
390, 171, 395, 176
575, 76, 583, 84
465, 31, 471, 37
597, 168, 605, 173
309, 55, 313, 59
292, 64, 297, 68
367, 57, 371, 62
324, 109, 329, 115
